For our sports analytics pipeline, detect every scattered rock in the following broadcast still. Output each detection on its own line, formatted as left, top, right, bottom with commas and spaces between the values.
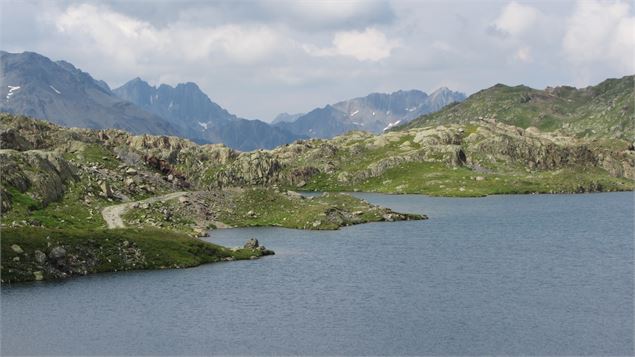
243, 238, 259, 249
286, 190, 303, 198
260, 248, 275, 256
10, 244, 23, 254
34, 250, 46, 264
124, 178, 136, 187
125, 168, 138, 176
33, 271, 44, 281
48, 246, 66, 260
100, 181, 113, 198
193, 227, 208, 237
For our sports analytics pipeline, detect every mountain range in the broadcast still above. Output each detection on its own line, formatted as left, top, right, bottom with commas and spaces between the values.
0, 51, 178, 136
273, 88, 466, 138
1, 50, 466, 149
112, 78, 302, 150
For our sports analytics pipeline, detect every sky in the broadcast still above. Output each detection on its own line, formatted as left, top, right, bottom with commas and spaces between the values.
1, 0, 633, 121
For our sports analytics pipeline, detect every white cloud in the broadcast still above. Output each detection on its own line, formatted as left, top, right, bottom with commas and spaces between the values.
3, 0, 633, 119
563, 0, 635, 73
493, 1, 539, 36
514, 46, 532, 63
488, 2, 545, 64
304, 28, 398, 61
55, 4, 282, 65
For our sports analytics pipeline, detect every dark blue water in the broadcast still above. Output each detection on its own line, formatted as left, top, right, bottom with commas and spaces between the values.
2, 192, 633, 355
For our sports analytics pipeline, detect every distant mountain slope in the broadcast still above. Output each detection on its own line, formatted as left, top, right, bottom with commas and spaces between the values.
0, 51, 179, 136
274, 88, 465, 138
271, 112, 303, 124
398, 75, 634, 139
114, 78, 304, 151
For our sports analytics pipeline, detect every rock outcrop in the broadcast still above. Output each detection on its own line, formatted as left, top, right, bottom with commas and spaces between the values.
0, 149, 78, 207
1, 113, 632, 211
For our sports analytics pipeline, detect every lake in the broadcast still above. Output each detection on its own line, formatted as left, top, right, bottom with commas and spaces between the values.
1, 192, 633, 355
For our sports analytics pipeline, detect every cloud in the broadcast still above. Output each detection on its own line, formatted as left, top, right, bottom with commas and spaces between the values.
563, 0, 635, 73
55, 4, 283, 65
492, 1, 539, 36
514, 46, 532, 63
275, 0, 395, 30
2, 0, 633, 120
104, 0, 395, 32
304, 28, 399, 61
487, 2, 555, 65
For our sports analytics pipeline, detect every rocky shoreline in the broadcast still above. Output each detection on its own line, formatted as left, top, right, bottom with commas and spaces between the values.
1, 228, 275, 284
1, 113, 632, 284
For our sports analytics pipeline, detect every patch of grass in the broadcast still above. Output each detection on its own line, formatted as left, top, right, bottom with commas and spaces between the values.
4, 186, 41, 211
2, 178, 108, 229
64, 142, 119, 169
304, 162, 634, 197
216, 188, 396, 230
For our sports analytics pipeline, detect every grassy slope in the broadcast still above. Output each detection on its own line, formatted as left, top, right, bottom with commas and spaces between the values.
398, 76, 634, 138
303, 162, 633, 197
1, 227, 265, 284
215, 188, 422, 229
3, 178, 107, 229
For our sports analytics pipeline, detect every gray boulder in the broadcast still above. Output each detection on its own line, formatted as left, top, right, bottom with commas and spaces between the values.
243, 238, 259, 249
48, 246, 66, 260
34, 250, 47, 264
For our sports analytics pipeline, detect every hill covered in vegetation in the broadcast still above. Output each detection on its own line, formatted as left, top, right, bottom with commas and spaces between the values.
398, 75, 634, 140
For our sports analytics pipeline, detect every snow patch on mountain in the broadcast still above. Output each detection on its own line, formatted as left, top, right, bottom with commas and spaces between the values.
6, 85, 20, 100
383, 120, 401, 131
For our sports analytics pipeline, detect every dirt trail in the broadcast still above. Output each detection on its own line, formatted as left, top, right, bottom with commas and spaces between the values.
102, 191, 188, 229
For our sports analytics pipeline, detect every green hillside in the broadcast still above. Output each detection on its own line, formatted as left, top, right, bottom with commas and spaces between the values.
398, 75, 634, 139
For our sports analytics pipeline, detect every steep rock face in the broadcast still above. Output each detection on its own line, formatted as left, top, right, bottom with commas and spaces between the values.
113, 78, 304, 150
598, 151, 635, 179
216, 151, 282, 186
0, 51, 179, 136
0, 149, 78, 208
464, 122, 598, 171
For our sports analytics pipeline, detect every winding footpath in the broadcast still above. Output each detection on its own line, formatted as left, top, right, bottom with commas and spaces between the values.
102, 191, 188, 229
